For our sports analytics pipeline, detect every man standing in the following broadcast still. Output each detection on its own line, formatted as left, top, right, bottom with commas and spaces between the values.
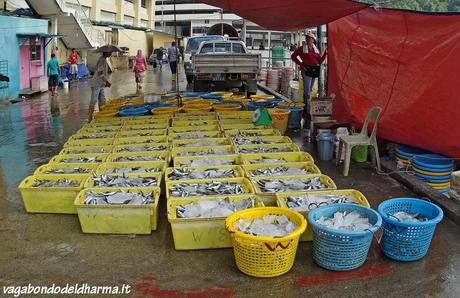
156, 47, 164, 71
68, 48, 78, 80
88, 50, 112, 121
167, 42, 180, 80
47, 53, 60, 96
291, 32, 327, 117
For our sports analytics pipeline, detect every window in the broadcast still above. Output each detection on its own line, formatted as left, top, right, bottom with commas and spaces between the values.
141, 0, 146, 8
100, 10, 116, 22
204, 20, 209, 24
200, 43, 214, 53
124, 15, 135, 26
30, 42, 41, 62
232, 43, 245, 53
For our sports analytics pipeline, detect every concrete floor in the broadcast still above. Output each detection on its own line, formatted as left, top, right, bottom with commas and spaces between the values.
1, 67, 459, 297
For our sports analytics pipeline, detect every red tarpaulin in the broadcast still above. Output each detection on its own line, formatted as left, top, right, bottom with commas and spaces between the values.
199, 0, 367, 30
328, 8, 460, 157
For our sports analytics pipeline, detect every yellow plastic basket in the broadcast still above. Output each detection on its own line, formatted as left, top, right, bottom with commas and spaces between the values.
168, 131, 223, 141
77, 125, 121, 134
121, 123, 169, 130
268, 108, 290, 133
250, 94, 275, 100
219, 119, 254, 125
173, 154, 241, 168
113, 136, 168, 145
165, 165, 245, 182
116, 129, 167, 138
167, 195, 263, 250
236, 143, 300, 154
174, 113, 216, 120
18, 174, 88, 214
107, 151, 170, 163
276, 189, 370, 241
171, 145, 237, 158
214, 104, 242, 111
95, 161, 166, 175
171, 138, 232, 148
250, 175, 337, 206
183, 104, 213, 113
221, 124, 271, 131
59, 145, 113, 155
112, 143, 170, 153
152, 107, 181, 116
225, 129, 281, 138
241, 162, 321, 178
225, 207, 307, 277
34, 163, 100, 176
166, 177, 255, 200
240, 152, 315, 165
83, 172, 163, 188
50, 153, 109, 164
211, 91, 233, 97
63, 138, 114, 148
75, 186, 160, 233
169, 125, 221, 133
231, 136, 293, 146
171, 119, 219, 127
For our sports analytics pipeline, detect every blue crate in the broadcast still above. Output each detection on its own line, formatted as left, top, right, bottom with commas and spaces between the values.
307, 204, 382, 271
377, 198, 443, 262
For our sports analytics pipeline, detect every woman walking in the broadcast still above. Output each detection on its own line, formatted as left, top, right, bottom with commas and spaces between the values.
133, 49, 147, 92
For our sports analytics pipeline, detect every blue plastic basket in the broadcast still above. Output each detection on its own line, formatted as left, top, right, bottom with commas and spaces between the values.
118, 107, 150, 117
414, 154, 453, 171
377, 198, 443, 262
307, 204, 382, 271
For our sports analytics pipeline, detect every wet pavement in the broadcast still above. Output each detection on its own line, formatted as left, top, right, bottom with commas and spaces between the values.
0, 67, 459, 297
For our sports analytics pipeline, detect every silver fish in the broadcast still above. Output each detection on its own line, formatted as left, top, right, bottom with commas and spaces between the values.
46, 167, 91, 174
105, 167, 161, 175
33, 178, 80, 188
257, 177, 326, 193
179, 159, 235, 167
60, 157, 99, 163
250, 156, 287, 164
239, 147, 291, 154
233, 138, 271, 146
84, 190, 154, 205
119, 145, 168, 152
170, 181, 245, 197
250, 166, 308, 177
92, 174, 157, 187
168, 168, 235, 180
113, 156, 164, 162
178, 149, 232, 157
65, 148, 109, 154
176, 197, 255, 218
286, 194, 355, 212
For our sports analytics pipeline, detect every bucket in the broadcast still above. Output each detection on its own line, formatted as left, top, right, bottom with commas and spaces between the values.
316, 133, 336, 161
268, 108, 290, 133
63, 81, 69, 89
183, 103, 213, 113
351, 133, 368, 163
152, 107, 180, 115
277, 106, 303, 130
213, 103, 242, 111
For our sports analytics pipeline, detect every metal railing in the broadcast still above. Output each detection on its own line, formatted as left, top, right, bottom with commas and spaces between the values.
61, 0, 106, 47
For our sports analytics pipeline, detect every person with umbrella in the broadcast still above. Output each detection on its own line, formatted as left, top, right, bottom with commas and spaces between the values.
88, 45, 121, 121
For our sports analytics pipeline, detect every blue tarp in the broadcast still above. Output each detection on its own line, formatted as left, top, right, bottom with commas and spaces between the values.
59, 63, 90, 80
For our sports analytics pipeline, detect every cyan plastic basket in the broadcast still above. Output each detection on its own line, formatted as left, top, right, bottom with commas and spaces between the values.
307, 204, 382, 271
377, 198, 443, 262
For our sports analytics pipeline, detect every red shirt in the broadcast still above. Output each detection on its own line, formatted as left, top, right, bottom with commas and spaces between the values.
291, 46, 327, 69
68, 53, 78, 64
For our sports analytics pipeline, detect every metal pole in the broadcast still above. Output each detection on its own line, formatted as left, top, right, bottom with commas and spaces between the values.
317, 25, 324, 97
220, 9, 223, 35
173, 0, 181, 105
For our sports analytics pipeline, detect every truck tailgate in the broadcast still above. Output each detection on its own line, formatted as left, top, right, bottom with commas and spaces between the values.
193, 54, 261, 74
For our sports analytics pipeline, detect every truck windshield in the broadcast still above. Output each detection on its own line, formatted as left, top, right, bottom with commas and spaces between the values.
186, 36, 224, 53
200, 43, 245, 54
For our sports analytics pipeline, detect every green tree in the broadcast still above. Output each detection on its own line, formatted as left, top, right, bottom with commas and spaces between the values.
358, 0, 460, 12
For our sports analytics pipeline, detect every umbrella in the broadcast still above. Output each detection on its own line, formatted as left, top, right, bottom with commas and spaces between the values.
94, 44, 123, 53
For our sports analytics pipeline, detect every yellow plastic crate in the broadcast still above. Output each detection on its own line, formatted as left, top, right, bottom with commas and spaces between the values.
75, 187, 160, 234
174, 112, 216, 119
50, 153, 109, 164
225, 129, 281, 138
219, 118, 254, 125
221, 124, 271, 131
113, 136, 168, 145
18, 174, 88, 214
171, 138, 232, 148
241, 162, 321, 178
116, 129, 167, 138
231, 136, 293, 146
173, 154, 241, 168
165, 165, 245, 182
112, 143, 170, 153
121, 123, 169, 130
95, 161, 166, 175
217, 111, 254, 119
106, 151, 170, 163
240, 152, 314, 165
250, 175, 337, 206
236, 143, 300, 154
83, 172, 163, 188
166, 177, 255, 200
168, 131, 223, 141
172, 119, 219, 127
167, 195, 264, 250
34, 163, 100, 176
168, 125, 221, 133
276, 189, 370, 241
77, 125, 121, 134
63, 138, 114, 148
171, 145, 237, 158
90, 117, 124, 124
59, 145, 113, 155
124, 117, 170, 124
69, 132, 117, 141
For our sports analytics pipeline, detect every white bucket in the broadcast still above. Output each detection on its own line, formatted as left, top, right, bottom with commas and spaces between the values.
63, 81, 69, 89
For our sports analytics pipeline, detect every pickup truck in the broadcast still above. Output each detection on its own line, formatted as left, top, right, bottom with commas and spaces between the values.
184, 35, 224, 83
192, 40, 261, 96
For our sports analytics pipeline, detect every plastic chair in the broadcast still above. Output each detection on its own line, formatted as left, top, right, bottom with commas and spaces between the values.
336, 107, 382, 176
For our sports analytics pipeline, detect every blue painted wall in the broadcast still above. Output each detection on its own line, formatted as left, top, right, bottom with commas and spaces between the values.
0, 15, 48, 99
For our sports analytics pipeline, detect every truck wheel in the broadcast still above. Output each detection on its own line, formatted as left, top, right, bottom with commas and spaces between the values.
193, 80, 208, 92
246, 91, 257, 98
186, 75, 194, 84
